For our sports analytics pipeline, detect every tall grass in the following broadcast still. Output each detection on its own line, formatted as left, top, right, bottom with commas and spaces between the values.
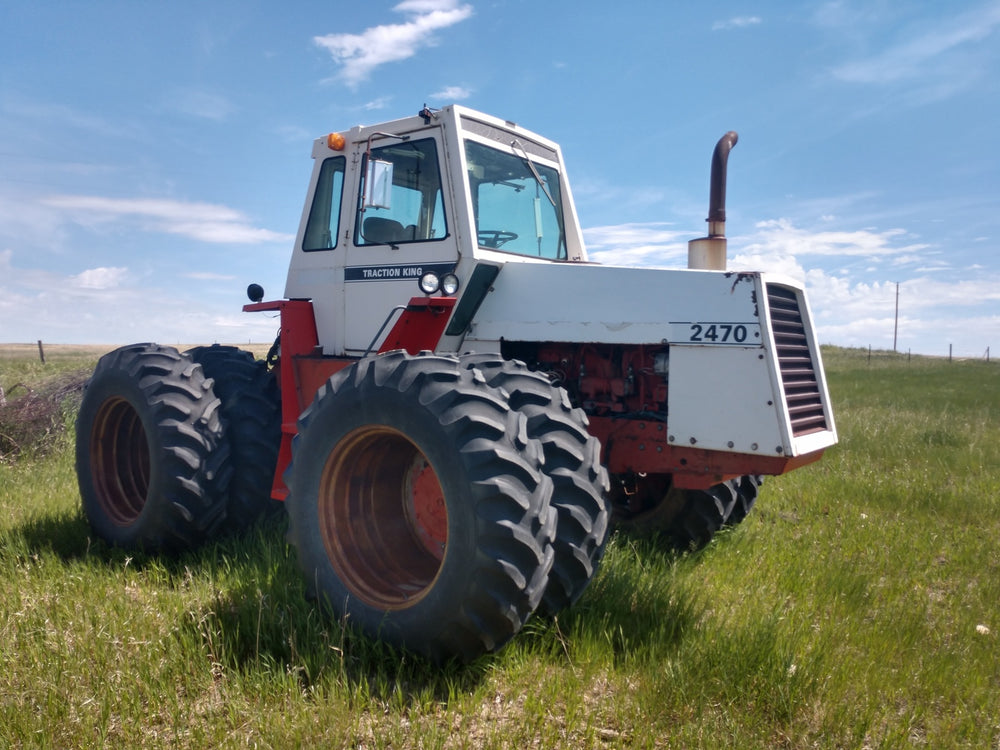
1, 346, 997, 748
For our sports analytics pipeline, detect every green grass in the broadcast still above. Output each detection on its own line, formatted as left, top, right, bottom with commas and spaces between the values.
1, 346, 998, 748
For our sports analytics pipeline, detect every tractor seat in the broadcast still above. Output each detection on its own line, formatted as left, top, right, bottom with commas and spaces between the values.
363, 217, 406, 244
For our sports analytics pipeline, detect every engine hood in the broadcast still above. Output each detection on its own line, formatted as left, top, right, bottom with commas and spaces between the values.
458, 261, 781, 348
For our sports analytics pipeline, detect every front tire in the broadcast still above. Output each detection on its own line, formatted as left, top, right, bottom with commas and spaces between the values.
75, 343, 231, 552
460, 355, 610, 615
285, 351, 556, 662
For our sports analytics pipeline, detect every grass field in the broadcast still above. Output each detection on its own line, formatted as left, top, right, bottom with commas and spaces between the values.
1, 345, 998, 748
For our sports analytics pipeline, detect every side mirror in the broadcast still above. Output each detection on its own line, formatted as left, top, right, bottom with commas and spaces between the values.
364, 159, 393, 210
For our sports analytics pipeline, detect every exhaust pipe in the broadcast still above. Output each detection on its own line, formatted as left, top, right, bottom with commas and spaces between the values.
688, 130, 738, 270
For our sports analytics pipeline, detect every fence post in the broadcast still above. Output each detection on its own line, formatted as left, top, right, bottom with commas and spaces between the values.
949, 344, 952, 362
37, 340, 45, 364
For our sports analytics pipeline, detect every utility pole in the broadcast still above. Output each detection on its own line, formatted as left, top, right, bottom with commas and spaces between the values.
893, 282, 900, 353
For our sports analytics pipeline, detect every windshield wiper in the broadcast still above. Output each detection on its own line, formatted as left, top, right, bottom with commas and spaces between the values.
511, 139, 556, 208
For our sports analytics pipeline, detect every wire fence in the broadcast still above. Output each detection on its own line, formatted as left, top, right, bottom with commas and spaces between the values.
861, 345, 994, 364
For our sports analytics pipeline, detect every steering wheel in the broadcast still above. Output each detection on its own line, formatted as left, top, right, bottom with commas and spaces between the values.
478, 230, 518, 249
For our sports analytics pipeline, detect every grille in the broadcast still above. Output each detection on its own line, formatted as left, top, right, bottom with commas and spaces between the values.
766, 284, 829, 436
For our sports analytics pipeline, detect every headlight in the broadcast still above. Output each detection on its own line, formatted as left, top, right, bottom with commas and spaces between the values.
441, 273, 460, 296
418, 271, 460, 296
418, 271, 440, 295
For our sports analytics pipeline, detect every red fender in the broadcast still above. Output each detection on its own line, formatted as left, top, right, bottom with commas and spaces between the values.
244, 296, 456, 500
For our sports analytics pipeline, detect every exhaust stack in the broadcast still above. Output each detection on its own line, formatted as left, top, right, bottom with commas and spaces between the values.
688, 131, 738, 270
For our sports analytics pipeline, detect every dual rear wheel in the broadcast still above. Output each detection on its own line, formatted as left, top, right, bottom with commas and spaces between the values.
75, 343, 280, 551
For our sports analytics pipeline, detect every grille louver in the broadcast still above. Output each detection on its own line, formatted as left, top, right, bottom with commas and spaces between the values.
767, 285, 829, 436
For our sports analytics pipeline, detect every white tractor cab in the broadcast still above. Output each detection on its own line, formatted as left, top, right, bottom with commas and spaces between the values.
283, 105, 586, 356
77, 104, 837, 662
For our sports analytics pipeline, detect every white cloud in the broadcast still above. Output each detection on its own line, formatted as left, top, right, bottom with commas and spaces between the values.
903, 276, 1000, 308
733, 220, 1000, 354
725, 218, 987, 314
741, 218, 929, 259
314, 0, 473, 88
429, 85, 472, 101
363, 97, 393, 111
712, 16, 762, 31
41, 195, 293, 245
71, 267, 129, 289
395, 0, 457, 10
584, 222, 689, 266
0, 254, 277, 345
830, 3, 1000, 90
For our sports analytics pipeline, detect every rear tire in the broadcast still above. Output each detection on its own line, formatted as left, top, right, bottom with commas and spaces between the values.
460, 354, 610, 615
724, 475, 762, 527
75, 343, 230, 552
611, 474, 737, 551
185, 345, 281, 530
285, 351, 555, 662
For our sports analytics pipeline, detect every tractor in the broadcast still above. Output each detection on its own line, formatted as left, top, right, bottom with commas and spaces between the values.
75, 105, 837, 662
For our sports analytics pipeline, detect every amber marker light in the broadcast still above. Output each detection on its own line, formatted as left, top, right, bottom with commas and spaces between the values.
327, 132, 346, 151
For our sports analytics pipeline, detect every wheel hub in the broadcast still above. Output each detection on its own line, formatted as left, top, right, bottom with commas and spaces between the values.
318, 426, 448, 610
90, 397, 150, 526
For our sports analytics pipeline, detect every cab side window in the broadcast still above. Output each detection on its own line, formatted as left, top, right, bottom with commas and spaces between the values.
303, 156, 346, 251
356, 138, 447, 246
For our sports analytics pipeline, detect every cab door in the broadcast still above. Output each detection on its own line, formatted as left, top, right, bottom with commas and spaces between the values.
342, 134, 458, 354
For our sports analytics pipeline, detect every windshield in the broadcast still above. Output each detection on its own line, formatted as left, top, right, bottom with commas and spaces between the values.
464, 140, 566, 260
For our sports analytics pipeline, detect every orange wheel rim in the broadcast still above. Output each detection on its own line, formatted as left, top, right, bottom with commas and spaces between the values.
89, 397, 150, 525
318, 426, 448, 610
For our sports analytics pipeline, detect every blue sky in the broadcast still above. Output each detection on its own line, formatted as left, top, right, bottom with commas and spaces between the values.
1, 0, 998, 356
